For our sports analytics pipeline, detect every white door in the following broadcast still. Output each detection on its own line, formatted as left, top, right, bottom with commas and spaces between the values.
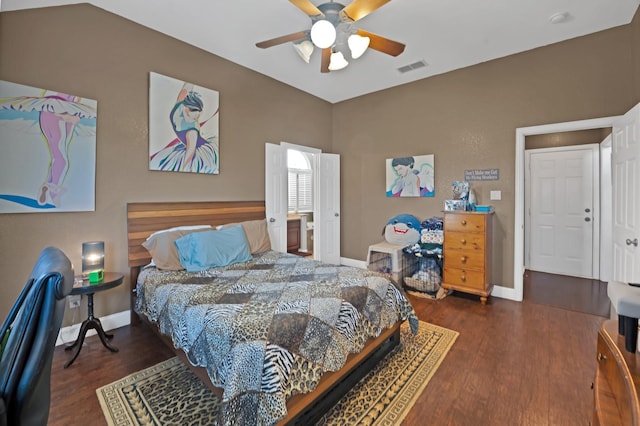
612, 103, 640, 284
315, 153, 340, 264
526, 145, 599, 278
265, 143, 287, 253
600, 135, 613, 282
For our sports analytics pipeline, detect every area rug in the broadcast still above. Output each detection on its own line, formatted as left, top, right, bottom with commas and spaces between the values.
97, 321, 458, 426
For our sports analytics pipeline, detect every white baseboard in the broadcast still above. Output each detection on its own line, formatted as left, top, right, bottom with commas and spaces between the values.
491, 285, 522, 301
341, 256, 521, 302
56, 310, 131, 347
340, 257, 367, 269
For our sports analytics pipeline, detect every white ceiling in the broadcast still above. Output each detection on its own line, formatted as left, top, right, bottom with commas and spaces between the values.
3, 0, 639, 103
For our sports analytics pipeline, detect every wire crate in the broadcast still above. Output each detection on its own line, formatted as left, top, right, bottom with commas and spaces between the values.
366, 241, 416, 285
403, 253, 443, 295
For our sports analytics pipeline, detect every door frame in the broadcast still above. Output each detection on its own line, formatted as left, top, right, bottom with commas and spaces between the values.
506, 115, 619, 302
524, 144, 600, 279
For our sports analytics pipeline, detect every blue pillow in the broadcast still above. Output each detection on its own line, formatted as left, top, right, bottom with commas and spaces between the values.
174, 226, 252, 272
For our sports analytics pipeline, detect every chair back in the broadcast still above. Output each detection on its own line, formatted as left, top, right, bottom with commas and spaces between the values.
0, 247, 74, 426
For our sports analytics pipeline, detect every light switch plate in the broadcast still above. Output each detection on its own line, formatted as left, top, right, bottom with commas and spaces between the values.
490, 190, 502, 201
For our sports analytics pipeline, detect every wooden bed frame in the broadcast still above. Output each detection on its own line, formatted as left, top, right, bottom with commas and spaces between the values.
126, 201, 401, 424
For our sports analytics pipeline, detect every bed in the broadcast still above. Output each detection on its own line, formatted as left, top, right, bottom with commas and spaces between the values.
126, 201, 418, 425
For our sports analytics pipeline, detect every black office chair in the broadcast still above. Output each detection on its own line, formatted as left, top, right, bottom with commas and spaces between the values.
0, 247, 74, 426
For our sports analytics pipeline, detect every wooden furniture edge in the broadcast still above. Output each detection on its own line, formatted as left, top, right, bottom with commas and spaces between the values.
594, 320, 640, 425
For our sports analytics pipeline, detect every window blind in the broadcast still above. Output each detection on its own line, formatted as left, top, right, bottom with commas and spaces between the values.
288, 169, 313, 212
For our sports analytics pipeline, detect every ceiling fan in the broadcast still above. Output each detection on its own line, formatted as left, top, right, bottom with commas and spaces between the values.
256, 0, 405, 73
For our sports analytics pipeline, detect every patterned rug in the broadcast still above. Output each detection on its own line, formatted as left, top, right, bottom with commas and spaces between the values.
97, 321, 458, 426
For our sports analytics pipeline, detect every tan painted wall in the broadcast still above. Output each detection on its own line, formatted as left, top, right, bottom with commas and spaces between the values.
635, 8, 640, 100
0, 5, 332, 323
333, 20, 638, 289
0, 4, 638, 325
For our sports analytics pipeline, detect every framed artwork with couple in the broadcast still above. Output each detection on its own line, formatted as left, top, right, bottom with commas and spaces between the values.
386, 154, 435, 197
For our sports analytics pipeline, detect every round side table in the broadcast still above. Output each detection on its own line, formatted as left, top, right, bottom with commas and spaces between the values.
64, 272, 124, 368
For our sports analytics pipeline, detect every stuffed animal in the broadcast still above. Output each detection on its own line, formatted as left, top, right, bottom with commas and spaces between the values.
383, 214, 421, 246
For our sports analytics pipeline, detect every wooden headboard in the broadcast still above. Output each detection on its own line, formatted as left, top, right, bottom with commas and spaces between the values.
127, 200, 266, 267
126, 201, 266, 322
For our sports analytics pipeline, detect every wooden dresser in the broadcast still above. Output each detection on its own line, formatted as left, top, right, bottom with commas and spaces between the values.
442, 211, 493, 304
593, 319, 640, 425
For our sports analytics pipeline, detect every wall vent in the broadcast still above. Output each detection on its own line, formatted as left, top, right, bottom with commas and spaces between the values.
397, 60, 428, 74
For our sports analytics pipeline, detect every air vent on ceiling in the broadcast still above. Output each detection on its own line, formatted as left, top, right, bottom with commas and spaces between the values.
397, 60, 428, 74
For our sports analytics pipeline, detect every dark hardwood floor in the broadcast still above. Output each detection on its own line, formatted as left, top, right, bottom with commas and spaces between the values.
524, 269, 609, 317
49, 284, 606, 425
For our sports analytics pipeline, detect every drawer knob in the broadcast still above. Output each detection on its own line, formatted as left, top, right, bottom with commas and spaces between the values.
461, 220, 467, 226
461, 256, 467, 263
460, 274, 466, 282
597, 353, 607, 362
461, 239, 467, 245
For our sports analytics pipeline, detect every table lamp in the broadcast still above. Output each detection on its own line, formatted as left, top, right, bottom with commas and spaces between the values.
82, 241, 104, 283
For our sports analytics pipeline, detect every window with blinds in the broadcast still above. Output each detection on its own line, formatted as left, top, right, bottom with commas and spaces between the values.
287, 150, 313, 213
288, 170, 313, 212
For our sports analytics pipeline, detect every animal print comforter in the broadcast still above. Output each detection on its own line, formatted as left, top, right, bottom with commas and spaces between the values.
136, 250, 418, 425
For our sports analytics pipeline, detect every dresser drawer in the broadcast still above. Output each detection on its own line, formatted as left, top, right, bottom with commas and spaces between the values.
444, 249, 485, 270
444, 213, 486, 233
445, 233, 486, 251
443, 267, 485, 290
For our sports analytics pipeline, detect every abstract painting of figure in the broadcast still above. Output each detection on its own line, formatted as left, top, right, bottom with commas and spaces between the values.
386, 154, 435, 197
0, 80, 97, 213
149, 72, 219, 174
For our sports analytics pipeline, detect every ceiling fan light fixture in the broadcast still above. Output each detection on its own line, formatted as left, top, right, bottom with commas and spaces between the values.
310, 20, 336, 49
293, 40, 314, 63
348, 34, 370, 59
328, 51, 349, 71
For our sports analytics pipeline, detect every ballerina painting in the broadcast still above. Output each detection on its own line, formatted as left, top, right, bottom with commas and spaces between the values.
0, 80, 97, 213
149, 72, 219, 174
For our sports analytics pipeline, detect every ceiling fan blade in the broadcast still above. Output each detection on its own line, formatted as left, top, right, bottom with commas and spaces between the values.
341, 0, 391, 22
357, 29, 405, 56
256, 31, 308, 49
289, 0, 324, 17
321, 48, 331, 73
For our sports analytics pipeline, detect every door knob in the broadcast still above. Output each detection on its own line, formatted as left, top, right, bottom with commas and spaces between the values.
584, 217, 591, 222
585, 208, 591, 213
626, 238, 639, 247
335, 213, 339, 217
269, 218, 276, 223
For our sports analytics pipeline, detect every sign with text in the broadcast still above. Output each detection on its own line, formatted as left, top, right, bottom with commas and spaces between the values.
464, 168, 500, 181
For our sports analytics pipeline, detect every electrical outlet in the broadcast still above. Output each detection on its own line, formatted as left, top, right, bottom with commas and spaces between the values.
68, 295, 81, 309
